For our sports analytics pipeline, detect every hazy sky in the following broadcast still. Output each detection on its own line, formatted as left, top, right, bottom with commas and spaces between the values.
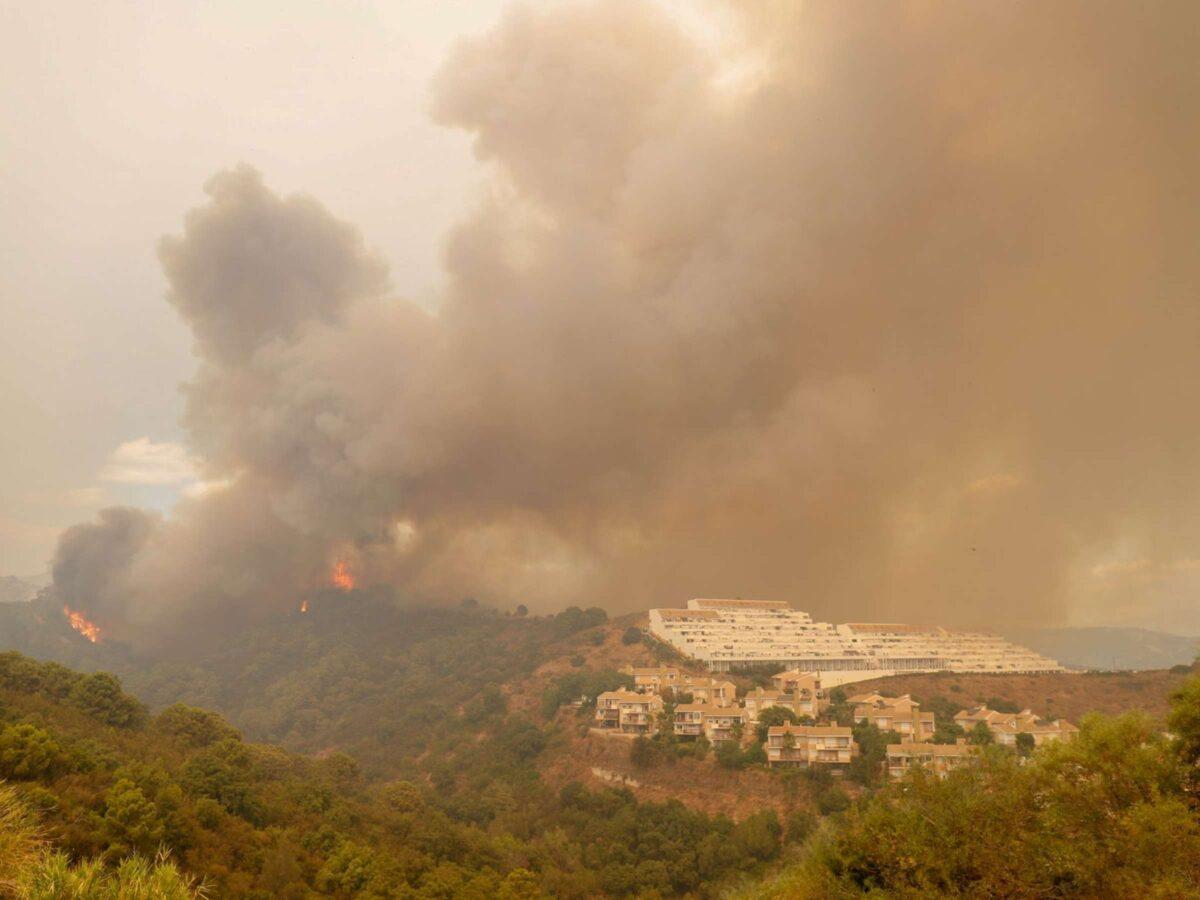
1, 1, 507, 575
6, 2, 1199, 637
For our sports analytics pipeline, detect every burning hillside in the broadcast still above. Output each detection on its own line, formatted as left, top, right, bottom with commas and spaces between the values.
63, 605, 101, 643
331, 560, 355, 592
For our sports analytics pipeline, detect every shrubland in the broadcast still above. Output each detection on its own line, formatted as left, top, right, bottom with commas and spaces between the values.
745, 674, 1200, 898
3, 594, 1200, 896
0, 598, 785, 897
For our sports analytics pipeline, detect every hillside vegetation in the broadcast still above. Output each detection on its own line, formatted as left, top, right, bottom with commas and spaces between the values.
4, 595, 1200, 897
0, 602, 792, 898
846, 668, 1191, 724
744, 673, 1200, 898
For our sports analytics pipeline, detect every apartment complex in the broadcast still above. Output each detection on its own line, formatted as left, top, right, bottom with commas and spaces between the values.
766, 724, 855, 767
885, 740, 977, 779
648, 599, 1064, 685
954, 705, 1079, 747
595, 659, 1072, 782
850, 693, 936, 741
626, 666, 737, 707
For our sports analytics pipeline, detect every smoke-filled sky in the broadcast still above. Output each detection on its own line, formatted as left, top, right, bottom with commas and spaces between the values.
5, 1, 1200, 640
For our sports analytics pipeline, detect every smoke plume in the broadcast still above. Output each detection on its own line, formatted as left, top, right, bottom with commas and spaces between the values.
54, 1, 1200, 642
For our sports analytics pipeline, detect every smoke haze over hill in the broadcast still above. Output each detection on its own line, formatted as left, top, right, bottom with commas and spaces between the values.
50, 1, 1200, 644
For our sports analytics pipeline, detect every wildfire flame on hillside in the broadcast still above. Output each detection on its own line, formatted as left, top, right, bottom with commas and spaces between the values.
331, 560, 355, 591
63, 605, 101, 643
300, 600, 309, 614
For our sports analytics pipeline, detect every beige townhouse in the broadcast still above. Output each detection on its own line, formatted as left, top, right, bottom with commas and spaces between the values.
628, 667, 682, 694
771, 669, 822, 696
765, 724, 856, 767
885, 739, 977, 780
954, 705, 1078, 747
673, 703, 747, 742
853, 694, 935, 741
677, 676, 738, 707
743, 686, 822, 723
595, 690, 664, 734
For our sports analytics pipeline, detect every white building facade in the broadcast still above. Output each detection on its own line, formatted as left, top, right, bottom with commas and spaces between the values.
648, 599, 1064, 686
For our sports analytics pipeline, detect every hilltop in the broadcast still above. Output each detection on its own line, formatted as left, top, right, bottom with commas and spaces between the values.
0, 574, 38, 604
1001, 625, 1199, 671
845, 667, 1193, 724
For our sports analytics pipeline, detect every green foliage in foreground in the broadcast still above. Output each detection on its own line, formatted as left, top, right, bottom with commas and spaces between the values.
745, 676, 1200, 899
0, 643, 782, 897
0, 784, 203, 899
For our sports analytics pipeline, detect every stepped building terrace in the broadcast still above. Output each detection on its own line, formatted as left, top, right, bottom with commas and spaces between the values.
648, 599, 1064, 686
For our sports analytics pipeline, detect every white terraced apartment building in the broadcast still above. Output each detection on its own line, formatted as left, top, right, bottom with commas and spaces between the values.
648, 599, 1064, 686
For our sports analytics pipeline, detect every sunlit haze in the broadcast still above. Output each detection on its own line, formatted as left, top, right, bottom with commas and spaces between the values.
3, 1, 1199, 640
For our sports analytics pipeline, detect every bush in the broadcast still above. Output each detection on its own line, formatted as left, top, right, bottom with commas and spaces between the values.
0, 724, 65, 781
755, 706, 799, 743
848, 721, 898, 786
21, 851, 207, 899
747, 708, 1200, 898
68, 673, 147, 728
155, 705, 240, 748
784, 808, 817, 844
103, 778, 165, 856
541, 669, 633, 717
968, 721, 995, 746
621, 627, 642, 646
731, 809, 782, 861
551, 607, 607, 638
630, 736, 663, 769
815, 785, 850, 815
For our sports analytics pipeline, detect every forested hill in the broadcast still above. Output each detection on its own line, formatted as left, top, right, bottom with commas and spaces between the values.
5, 594, 1200, 897
0, 591, 609, 776
0, 599, 795, 897
0, 648, 796, 897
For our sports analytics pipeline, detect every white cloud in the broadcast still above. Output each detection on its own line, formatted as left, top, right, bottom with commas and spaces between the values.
99, 438, 198, 486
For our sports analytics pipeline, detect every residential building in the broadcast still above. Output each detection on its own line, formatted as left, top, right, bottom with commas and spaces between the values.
648, 599, 1064, 683
628, 666, 682, 694
673, 703, 747, 742
595, 690, 663, 734
673, 703, 707, 738
953, 705, 1078, 746
953, 705, 1014, 731
771, 669, 822, 696
766, 724, 856, 767
743, 686, 822, 723
885, 740, 977, 779
678, 676, 737, 707
853, 694, 935, 741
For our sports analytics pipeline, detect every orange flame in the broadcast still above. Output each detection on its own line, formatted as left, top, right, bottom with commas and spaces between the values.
331, 560, 355, 591
63, 605, 101, 643
300, 600, 309, 614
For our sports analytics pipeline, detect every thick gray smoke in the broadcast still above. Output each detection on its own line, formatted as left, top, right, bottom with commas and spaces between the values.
53, 1, 1200, 643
